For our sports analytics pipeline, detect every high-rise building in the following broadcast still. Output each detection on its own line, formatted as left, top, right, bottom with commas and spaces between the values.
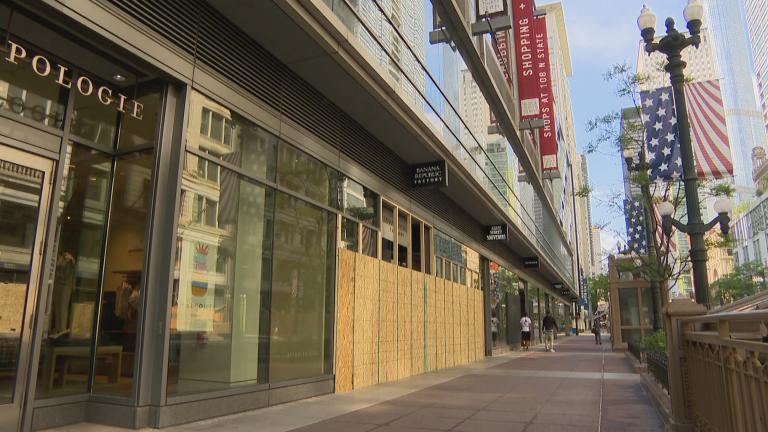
705, 0, 767, 197
636, 28, 719, 92
590, 226, 603, 276
745, 0, 768, 133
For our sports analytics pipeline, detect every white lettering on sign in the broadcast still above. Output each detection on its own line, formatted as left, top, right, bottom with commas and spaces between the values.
4, 40, 144, 120
413, 163, 445, 186
486, 225, 507, 241
477, 0, 505, 16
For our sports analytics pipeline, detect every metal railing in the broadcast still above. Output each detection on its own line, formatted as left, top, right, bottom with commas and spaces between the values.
645, 349, 668, 392
674, 309, 768, 432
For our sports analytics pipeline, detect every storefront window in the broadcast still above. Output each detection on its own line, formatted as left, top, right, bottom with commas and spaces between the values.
381, 202, 395, 263
0, 40, 67, 129
341, 177, 378, 226
424, 226, 432, 274
362, 226, 378, 258
36, 144, 111, 399
411, 218, 422, 271
92, 150, 154, 396
397, 211, 408, 267
269, 192, 335, 382
640, 287, 653, 329
278, 143, 340, 209
341, 217, 359, 252
167, 161, 274, 396
187, 92, 277, 182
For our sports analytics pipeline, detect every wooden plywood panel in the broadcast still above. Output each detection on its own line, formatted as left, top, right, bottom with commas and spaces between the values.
445, 282, 454, 367
476, 290, 484, 360
466, 286, 474, 363
353, 252, 379, 389
335, 249, 355, 392
453, 283, 461, 366
426, 276, 437, 371
378, 261, 397, 383
411, 271, 425, 376
435, 277, 445, 370
460, 284, 468, 365
397, 266, 412, 379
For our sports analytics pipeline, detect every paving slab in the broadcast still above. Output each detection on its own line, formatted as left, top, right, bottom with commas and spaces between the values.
46, 335, 664, 432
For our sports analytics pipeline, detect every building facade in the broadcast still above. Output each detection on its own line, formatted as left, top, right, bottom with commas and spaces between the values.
0, 1, 581, 431
745, 0, 768, 133
705, 0, 767, 198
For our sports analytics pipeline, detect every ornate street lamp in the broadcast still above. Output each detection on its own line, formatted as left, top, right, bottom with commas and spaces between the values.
637, 0, 716, 307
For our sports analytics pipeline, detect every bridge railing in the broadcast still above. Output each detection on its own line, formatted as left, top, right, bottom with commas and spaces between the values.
665, 299, 768, 431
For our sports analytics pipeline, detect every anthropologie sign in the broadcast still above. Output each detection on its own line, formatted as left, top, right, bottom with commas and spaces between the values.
4, 40, 144, 120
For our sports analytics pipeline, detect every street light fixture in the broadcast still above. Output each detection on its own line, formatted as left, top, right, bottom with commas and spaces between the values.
638, 1, 714, 307
657, 197, 732, 261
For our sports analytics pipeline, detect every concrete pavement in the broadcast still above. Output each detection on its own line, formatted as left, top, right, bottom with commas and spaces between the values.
49, 334, 663, 432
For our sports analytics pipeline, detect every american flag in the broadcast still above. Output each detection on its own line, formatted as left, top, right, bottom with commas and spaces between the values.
640, 80, 732, 181
624, 198, 648, 254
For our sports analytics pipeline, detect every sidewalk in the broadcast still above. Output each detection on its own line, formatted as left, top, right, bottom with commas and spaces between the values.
50, 334, 663, 432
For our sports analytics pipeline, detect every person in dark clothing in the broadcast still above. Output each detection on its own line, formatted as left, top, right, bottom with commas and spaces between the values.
542, 312, 558, 352
592, 318, 602, 345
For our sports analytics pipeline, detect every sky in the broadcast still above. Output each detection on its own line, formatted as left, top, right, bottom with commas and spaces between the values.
556, 0, 688, 261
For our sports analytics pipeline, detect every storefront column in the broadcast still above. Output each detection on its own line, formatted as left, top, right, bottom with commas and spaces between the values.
481, 257, 492, 356
134, 84, 188, 411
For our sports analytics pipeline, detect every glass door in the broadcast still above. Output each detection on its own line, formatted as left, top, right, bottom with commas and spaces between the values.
0, 144, 52, 431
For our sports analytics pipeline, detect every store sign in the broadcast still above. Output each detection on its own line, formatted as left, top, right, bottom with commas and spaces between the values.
522, 256, 539, 268
484, 224, 508, 241
491, 28, 513, 89
512, 0, 539, 119
4, 40, 144, 120
533, 16, 558, 172
476, 0, 507, 16
411, 160, 447, 188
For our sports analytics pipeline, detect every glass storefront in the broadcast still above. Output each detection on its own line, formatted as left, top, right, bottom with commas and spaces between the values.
488, 262, 521, 348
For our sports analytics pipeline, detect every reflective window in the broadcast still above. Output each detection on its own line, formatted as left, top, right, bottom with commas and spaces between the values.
424, 225, 432, 275
269, 192, 335, 382
397, 211, 408, 267
278, 143, 340, 209
411, 218, 422, 271
382, 202, 395, 263
362, 226, 378, 258
0, 41, 67, 129
167, 161, 274, 396
187, 92, 277, 182
618, 288, 640, 327
341, 217, 359, 252
341, 176, 378, 226
36, 144, 110, 399
93, 150, 154, 396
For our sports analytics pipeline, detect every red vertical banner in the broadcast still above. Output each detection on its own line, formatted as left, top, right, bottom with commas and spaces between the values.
533, 14, 558, 172
512, 0, 539, 120
491, 29, 513, 88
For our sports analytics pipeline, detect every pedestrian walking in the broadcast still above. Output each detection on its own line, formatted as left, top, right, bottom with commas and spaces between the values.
491, 313, 499, 346
542, 312, 558, 352
520, 312, 532, 350
592, 318, 602, 345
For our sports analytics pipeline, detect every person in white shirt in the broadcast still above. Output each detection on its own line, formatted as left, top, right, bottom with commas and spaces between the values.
520, 312, 532, 351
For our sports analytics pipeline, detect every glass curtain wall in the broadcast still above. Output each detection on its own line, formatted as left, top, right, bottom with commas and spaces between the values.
168, 91, 380, 396
30, 65, 163, 398
488, 261, 520, 348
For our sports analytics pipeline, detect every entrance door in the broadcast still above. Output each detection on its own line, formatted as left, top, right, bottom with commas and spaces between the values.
0, 144, 52, 431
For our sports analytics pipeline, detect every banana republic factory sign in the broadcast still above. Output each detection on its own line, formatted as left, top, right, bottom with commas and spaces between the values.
4, 40, 145, 120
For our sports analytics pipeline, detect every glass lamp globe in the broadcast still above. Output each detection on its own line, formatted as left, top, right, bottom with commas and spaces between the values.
713, 196, 733, 215
684, 0, 705, 23
637, 5, 656, 31
657, 201, 675, 217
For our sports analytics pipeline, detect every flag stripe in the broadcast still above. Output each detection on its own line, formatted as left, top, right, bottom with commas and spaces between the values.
684, 80, 733, 179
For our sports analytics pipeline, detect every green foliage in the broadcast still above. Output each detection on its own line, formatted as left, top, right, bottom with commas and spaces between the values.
707, 183, 735, 198
712, 261, 768, 304
575, 183, 592, 198
643, 330, 666, 353
587, 274, 609, 312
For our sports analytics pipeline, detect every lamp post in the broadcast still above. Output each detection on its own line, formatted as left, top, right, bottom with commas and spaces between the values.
638, 0, 717, 307
623, 146, 663, 330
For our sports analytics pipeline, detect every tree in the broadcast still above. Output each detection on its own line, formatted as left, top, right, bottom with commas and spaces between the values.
712, 261, 767, 305
587, 274, 609, 313
585, 63, 733, 328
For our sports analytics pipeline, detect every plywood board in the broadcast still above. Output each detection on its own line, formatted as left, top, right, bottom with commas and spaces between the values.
411, 271, 425, 376
427, 276, 437, 371
397, 266, 412, 379
460, 284, 468, 365
445, 281, 456, 368
335, 249, 355, 392
466, 286, 474, 363
476, 290, 484, 360
435, 277, 445, 370
353, 252, 379, 389
378, 261, 398, 383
